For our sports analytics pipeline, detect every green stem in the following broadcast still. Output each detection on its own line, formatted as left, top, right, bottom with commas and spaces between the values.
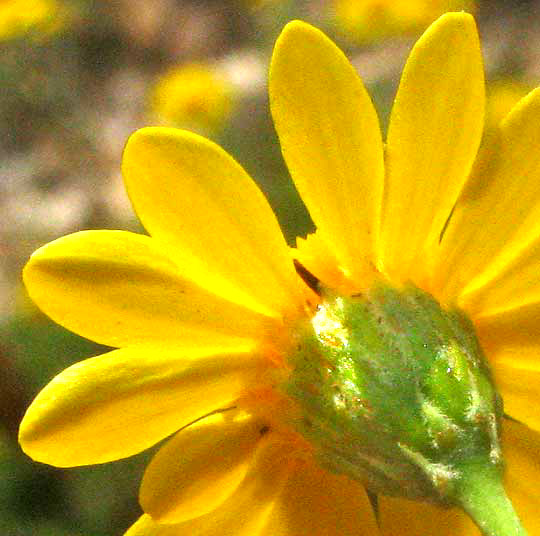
454, 462, 527, 536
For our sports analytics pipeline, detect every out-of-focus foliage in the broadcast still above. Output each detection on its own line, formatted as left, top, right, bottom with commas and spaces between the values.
2, 1, 540, 535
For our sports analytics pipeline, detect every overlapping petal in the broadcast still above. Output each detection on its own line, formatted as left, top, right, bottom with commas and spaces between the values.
503, 419, 540, 535
434, 88, 540, 303
475, 301, 540, 356
477, 314, 540, 430
23, 230, 273, 348
294, 232, 351, 293
379, 496, 478, 536
380, 12, 484, 286
270, 20, 384, 288
140, 412, 266, 523
492, 355, 540, 432
459, 236, 540, 318
125, 438, 292, 536
122, 127, 304, 320
259, 457, 379, 536
474, 308, 540, 431
19, 343, 268, 466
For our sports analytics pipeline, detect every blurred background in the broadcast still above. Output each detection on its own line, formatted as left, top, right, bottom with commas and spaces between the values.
1, 0, 540, 534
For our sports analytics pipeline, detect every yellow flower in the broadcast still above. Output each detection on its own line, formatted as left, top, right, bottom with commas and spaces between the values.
19, 13, 540, 536
0, 0, 67, 41
333, 0, 476, 43
150, 63, 234, 135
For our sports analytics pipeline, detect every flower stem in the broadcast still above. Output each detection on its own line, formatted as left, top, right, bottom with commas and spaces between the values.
454, 461, 527, 536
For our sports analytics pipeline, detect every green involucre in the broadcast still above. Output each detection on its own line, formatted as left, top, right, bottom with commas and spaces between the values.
285, 282, 503, 505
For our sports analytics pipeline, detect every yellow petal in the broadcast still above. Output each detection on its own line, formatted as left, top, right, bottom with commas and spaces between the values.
293, 232, 352, 293
502, 419, 540, 535
260, 457, 379, 536
475, 301, 540, 357
492, 355, 540, 432
470, 296, 540, 432
125, 437, 292, 536
19, 343, 267, 466
379, 496, 478, 536
380, 12, 484, 286
124, 515, 179, 536
269, 21, 384, 287
458, 235, 540, 318
474, 311, 540, 432
122, 127, 303, 320
140, 412, 266, 523
23, 230, 271, 348
435, 88, 540, 303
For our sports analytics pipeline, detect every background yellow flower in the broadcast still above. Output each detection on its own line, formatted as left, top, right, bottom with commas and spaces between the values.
150, 63, 235, 134
332, 0, 476, 43
0, 0, 68, 41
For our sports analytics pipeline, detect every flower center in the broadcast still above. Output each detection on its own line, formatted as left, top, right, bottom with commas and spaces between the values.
284, 281, 504, 506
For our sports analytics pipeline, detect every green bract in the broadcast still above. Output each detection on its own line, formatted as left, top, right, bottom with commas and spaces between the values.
286, 282, 524, 535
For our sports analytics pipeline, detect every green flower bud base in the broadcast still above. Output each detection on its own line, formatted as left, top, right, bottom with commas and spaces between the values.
286, 281, 526, 536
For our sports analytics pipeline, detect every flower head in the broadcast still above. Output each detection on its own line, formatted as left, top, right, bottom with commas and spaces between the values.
20, 13, 540, 536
